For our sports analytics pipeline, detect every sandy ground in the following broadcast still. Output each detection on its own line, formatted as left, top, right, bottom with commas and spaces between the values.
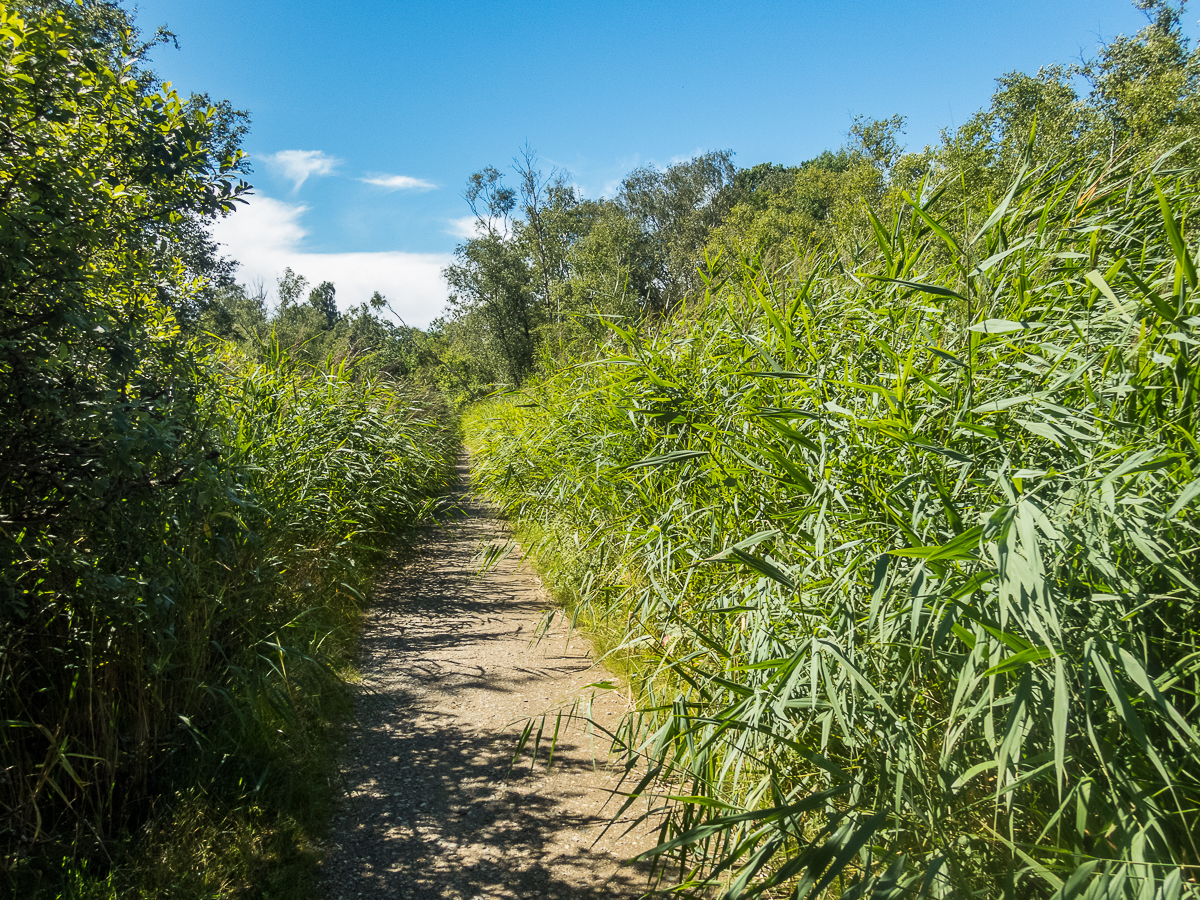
318, 468, 661, 900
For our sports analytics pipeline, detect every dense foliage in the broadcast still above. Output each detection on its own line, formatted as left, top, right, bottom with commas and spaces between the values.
432, 1, 1199, 410
0, 2, 457, 892
470, 145, 1200, 900
0, 0, 244, 861
5, 0, 1199, 896
432, 149, 739, 397
197, 268, 450, 390
466, 5, 1200, 897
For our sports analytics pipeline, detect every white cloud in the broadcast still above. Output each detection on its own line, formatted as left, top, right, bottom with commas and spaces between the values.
669, 148, 707, 165
212, 195, 452, 328
360, 173, 436, 192
599, 177, 624, 198
446, 215, 480, 239
218, 195, 309, 254
444, 215, 511, 240
262, 149, 341, 192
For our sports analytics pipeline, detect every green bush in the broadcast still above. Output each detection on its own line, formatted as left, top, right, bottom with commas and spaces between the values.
0, 3, 458, 889
4, 332, 457, 892
0, 0, 247, 869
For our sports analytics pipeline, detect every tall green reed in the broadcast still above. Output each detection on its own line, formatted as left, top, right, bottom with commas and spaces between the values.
184, 337, 457, 797
466, 150, 1200, 898
4, 335, 457, 892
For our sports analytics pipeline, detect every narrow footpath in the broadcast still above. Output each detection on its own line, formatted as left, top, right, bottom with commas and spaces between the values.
318, 466, 659, 900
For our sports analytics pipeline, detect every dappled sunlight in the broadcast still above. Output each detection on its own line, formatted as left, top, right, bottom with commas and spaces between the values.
320, 473, 659, 900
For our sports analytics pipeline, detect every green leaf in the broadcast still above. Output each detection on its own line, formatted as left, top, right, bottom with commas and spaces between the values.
1084, 269, 1126, 311
1166, 476, 1200, 518
974, 239, 1033, 273
890, 525, 983, 561
968, 319, 1029, 334
904, 196, 965, 257
612, 449, 708, 472
927, 346, 967, 367
951, 623, 977, 649
1154, 179, 1198, 289
730, 549, 796, 590
1053, 658, 1069, 796
971, 394, 1038, 413
971, 170, 1028, 246
950, 759, 998, 793
984, 645, 1054, 676
865, 275, 966, 301
1116, 646, 1200, 749
979, 623, 1033, 653
1050, 860, 1099, 900
636, 788, 845, 859
705, 530, 780, 562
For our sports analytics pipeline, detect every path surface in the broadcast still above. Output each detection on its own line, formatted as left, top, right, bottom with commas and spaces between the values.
319, 470, 659, 900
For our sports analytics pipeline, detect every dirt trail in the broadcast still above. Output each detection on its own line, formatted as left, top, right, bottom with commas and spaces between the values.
318, 466, 659, 900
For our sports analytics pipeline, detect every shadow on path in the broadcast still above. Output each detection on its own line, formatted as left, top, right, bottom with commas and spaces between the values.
320, 473, 660, 900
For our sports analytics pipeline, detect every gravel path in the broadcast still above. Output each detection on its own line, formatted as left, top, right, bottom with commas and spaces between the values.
318, 468, 660, 900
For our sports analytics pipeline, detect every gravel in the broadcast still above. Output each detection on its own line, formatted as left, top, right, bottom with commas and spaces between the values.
319, 468, 660, 900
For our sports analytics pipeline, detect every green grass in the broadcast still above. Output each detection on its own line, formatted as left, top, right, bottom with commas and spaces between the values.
466, 150, 1200, 898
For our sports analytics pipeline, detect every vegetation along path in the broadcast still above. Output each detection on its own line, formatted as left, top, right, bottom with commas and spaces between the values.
319, 463, 657, 900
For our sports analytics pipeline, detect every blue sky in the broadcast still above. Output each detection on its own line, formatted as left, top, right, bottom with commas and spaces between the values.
135, 0, 1198, 326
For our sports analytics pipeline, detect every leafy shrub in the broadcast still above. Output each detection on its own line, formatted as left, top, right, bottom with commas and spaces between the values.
0, 3, 458, 887
0, 0, 246, 867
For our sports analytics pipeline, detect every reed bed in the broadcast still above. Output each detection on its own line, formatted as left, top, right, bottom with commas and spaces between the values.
466, 151, 1200, 898
3, 338, 457, 895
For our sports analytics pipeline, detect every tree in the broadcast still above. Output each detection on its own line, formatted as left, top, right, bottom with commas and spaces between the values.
705, 147, 882, 262
617, 150, 737, 312
271, 268, 335, 360
308, 280, 339, 329
444, 228, 537, 384
849, 113, 907, 173
7, 1, 252, 331
937, 0, 1199, 202
557, 200, 657, 340
464, 164, 517, 234
440, 150, 746, 384
0, 0, 249, 861
1081, 0, 1199, 159
277, 266, 310, 308
195, 283, 268, 341
443, 150, 581, 385
164, 95, 253, 326
512, 147, 580, 331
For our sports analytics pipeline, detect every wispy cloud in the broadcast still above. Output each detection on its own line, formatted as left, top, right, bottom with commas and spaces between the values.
599, 177, 624, 198
263, 149, 341, 192
360, 173, 436, 192
446, 216, 480, 239
211, 195, 452, 328
669, 147, 708, 165
445, 215, 511, 240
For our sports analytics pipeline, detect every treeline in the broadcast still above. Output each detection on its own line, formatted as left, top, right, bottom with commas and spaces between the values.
465, 3, 1200, 899
0, 1, 455, 896
196, 270, 435, 380
423, 0, 1198, 404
